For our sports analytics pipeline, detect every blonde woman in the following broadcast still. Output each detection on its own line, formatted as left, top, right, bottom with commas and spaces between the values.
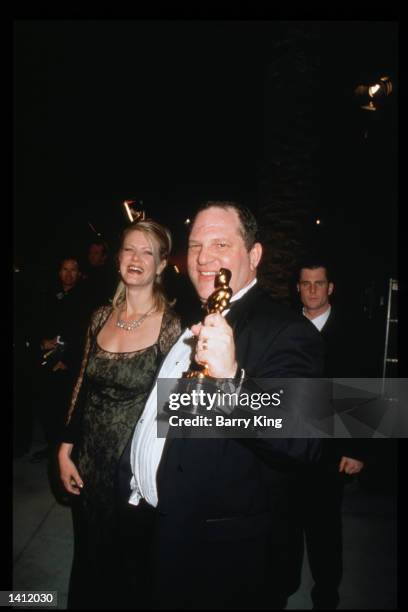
58, 219, 181, 609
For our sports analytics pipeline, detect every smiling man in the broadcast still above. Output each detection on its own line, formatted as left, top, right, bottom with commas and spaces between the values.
122, 200, 325, 610
185, 203, 263, 379
187, 204, 262, 302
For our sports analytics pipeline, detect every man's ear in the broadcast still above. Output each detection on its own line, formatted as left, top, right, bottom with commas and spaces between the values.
328, 282, 334, 295
296, 283, 300, 293
249, 242, 262, 270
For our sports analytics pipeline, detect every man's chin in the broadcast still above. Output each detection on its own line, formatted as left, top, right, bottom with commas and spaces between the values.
198, 292, 211, 303
193, 282, 213, 303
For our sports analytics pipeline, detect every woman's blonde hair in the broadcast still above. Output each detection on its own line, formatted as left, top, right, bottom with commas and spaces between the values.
112, 219, 174, 312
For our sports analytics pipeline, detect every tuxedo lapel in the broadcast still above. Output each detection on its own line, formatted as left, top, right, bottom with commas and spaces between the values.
226, 283, 262, 338
320, 309, 334, 338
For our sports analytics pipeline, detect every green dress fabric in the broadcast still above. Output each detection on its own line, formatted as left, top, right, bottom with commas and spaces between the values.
65, 304, 181, 521
77, 341, 159, 521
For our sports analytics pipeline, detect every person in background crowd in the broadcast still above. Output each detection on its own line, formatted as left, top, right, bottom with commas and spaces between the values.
30, 256, 89, 465
82, 238, 117, 311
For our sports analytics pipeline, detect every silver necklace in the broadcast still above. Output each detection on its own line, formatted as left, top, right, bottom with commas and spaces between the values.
116, 306, 155, 331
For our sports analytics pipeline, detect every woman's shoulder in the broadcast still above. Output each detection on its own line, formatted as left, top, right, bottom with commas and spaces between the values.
163, 305, 181, 323
158, 306, 182, 355
89, 304, 113, 334
161, 306, 182, 336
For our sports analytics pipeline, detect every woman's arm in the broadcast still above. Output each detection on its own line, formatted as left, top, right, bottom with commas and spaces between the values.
58, 306, 111, 493
63, 322, 92, 440
57, 324, 92, 494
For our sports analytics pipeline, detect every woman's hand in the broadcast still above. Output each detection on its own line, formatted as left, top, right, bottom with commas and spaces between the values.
58, 443, 84, 495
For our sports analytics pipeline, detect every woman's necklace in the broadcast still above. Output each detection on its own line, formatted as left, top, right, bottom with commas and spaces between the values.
116, 306, 155, 332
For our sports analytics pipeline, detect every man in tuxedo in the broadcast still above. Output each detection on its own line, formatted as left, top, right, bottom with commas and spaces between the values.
120, 202, 325, 610
286, 261, 365, 609
297, 261, 365, 378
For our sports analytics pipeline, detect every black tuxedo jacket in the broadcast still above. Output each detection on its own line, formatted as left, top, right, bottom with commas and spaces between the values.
151, 284, 325, 609
320, 307, 353, 378
320, 305, 374, 378
315, 307, 368, 465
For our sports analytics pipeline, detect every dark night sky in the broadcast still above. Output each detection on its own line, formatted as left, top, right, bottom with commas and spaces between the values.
14, 20, 398, 278
15, 21, 268, 258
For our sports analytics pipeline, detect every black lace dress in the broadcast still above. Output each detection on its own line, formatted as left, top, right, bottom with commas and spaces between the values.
63, 306, 181, 610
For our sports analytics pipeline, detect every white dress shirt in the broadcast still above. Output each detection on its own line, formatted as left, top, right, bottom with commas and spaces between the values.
129, 278, 257, 507
303, 305, 331, 332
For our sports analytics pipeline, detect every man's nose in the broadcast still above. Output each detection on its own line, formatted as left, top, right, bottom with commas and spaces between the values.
197, 246, 214, 265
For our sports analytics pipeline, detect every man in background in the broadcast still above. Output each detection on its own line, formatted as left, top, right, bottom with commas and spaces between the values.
82, 239, 117, 311
30, 256, 89, 464
287, 260, 365, 609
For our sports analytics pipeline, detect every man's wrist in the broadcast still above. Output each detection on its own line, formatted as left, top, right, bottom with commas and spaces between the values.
214, 365, 245, 415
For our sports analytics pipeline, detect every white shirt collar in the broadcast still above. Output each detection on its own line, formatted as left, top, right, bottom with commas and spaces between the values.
220, 277, 257, 317
230, 277, 257, 303
303, 305, 331, 332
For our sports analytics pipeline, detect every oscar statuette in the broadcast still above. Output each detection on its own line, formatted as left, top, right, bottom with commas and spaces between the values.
184, 267, 233, 380
166, 267, 233, 418
159, 268, 234, 430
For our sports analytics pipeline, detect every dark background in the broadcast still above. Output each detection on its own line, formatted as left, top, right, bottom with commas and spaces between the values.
14, 19, 399, 373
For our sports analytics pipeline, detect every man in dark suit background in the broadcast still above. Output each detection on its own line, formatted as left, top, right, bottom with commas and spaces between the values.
286, 260, 365, 609
297, 260, 368, 378
30, 256, 89, 464
118, 201, 325, 610
81, 238, 117, 311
